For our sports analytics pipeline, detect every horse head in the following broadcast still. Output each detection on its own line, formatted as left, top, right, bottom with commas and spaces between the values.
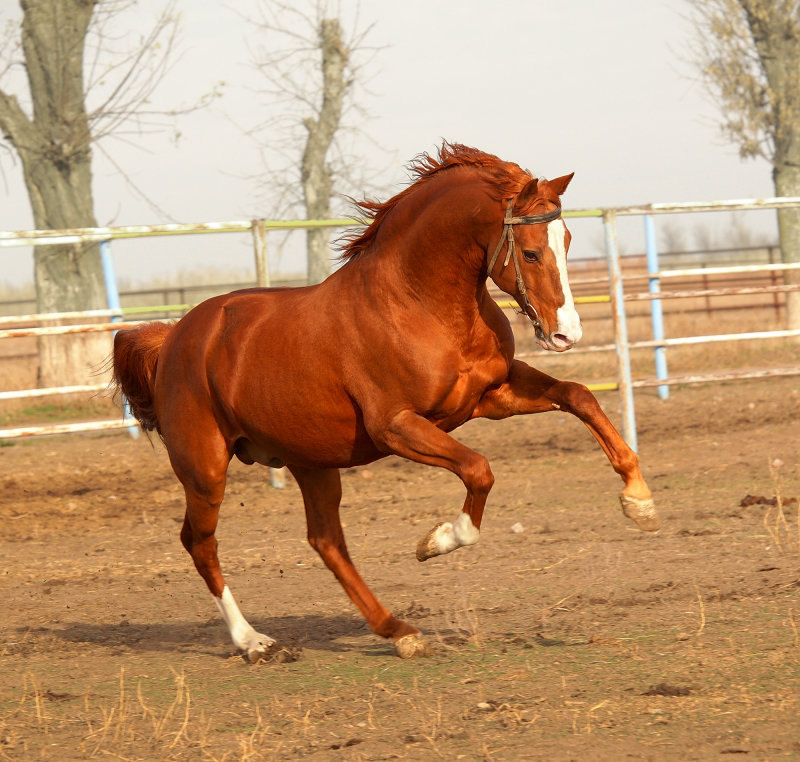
488, 173, 582, 352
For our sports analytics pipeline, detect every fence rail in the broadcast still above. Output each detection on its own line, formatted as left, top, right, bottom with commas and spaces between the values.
1, 247, 788, 321
1, 200, 799, 445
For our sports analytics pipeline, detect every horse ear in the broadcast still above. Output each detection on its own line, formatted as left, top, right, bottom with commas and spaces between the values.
548, 172, 575, 197
513, 178, 540, 211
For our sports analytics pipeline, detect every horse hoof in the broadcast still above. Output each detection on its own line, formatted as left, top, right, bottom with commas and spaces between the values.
416, 522, 447, 562
394, 633, 430, 659
244, 635, 279, 663
620, 494, 660, 532
245, 645, 272, 663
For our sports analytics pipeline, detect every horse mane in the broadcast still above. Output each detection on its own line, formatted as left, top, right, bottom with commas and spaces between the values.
339, 142, 533, 261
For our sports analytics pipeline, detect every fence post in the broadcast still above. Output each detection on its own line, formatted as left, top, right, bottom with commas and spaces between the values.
100, 240, 139, 438
603, 210, 638, 451
252, 220, 271, 287
644, 215, 669, 399
768, 245, 781, 319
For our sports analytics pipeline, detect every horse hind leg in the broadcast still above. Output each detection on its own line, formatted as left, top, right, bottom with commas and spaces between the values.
172, 433, 277, 662
290, 465, 429, 659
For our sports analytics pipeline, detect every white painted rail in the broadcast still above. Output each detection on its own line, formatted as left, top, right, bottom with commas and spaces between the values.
2, 198, 799, 443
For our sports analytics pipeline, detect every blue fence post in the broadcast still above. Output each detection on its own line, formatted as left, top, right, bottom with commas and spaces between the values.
603, 210, 638, 452
100, 240, 139, 438
644, 215, 669, 399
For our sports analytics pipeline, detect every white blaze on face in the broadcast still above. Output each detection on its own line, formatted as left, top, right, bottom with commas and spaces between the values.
547, 219, 583, 344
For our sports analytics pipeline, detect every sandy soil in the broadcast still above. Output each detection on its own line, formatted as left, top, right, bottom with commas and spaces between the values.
1, 373, 799, 760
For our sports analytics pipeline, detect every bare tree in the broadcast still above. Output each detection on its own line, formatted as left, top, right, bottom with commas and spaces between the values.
249, 1, 382, 284
0, 0, 210, 386
685, 0, 800, 330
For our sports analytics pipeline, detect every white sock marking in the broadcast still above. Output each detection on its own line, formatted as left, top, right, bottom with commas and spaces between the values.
432, 512, 480, 555
214, 585, 275, 653
453, 512, 480, 545
547, 219, 582, 343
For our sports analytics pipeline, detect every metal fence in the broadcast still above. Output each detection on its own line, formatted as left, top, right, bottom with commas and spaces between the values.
600, 201, 800, 450
1, 199, 799, 447
4, 246, 785, 322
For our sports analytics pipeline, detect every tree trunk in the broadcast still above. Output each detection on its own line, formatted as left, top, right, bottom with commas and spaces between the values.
0, 0, 109, 386
32, 242, 110, 389
773, 166, 800, 333
739, 0, 800, 332
300, 18, 348, 285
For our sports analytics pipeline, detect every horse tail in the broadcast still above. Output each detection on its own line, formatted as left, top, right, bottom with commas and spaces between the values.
112, 322, 173, 433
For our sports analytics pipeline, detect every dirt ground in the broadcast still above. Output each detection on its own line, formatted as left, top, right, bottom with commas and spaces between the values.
1, 370, 799, 760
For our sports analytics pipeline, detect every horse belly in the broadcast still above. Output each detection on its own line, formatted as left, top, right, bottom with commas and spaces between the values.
234, 430, 381, 470
229, 390, 381, 469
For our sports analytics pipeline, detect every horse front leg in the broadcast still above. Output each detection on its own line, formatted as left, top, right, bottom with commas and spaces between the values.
473, 360, 659, 532
371, 409, 495, 561
289, 466, 429, 658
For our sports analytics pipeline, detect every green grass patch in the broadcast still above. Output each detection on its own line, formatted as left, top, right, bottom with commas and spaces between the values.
0, 398, 117, 426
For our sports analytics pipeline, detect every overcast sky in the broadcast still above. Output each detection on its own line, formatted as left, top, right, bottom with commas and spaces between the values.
0, 0, 777, 289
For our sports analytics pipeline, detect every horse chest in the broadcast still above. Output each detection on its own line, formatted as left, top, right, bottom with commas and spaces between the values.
437, 356, 509, 419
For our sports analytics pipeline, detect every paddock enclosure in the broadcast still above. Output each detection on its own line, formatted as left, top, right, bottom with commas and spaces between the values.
2, 350, 799, 759
2, 194, 800, 758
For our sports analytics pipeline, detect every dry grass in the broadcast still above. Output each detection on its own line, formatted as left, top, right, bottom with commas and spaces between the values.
0, 668, 309, 761
0, 669, 213, 761
760, 458, 800, 556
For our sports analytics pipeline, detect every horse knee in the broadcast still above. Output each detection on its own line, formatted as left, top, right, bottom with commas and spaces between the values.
462, 454, 494, 495
554, 381, 596, 414
307, 531, 342, 558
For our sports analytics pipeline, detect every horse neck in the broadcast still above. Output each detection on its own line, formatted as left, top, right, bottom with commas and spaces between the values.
370, 180, 494, 311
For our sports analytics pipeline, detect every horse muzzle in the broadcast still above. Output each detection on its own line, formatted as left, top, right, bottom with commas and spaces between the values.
533, 308, 583, 352
536, 330, 576, 352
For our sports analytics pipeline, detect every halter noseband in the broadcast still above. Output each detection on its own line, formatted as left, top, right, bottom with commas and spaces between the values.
487, 200, 562, 328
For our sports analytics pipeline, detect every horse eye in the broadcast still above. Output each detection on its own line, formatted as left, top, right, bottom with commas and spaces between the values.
523, 249, 541, 263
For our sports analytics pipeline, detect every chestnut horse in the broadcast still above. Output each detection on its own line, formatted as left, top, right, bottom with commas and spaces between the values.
112, 143, 659, 661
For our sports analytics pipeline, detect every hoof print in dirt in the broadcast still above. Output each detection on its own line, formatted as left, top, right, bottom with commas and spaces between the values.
740, 493, 798, 507
642, 683, 691, 697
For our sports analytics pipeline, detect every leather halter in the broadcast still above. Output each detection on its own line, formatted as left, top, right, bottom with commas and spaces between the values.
487, 200, 562, 328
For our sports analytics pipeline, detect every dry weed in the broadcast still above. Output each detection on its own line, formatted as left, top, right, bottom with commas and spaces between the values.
0, 668, 315, 761
761, 458, 799, 555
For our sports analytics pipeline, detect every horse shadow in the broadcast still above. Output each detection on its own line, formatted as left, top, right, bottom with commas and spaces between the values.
29, 613, 387, 659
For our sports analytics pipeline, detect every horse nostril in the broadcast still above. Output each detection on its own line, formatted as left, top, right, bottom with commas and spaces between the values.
552, 333, 572, 348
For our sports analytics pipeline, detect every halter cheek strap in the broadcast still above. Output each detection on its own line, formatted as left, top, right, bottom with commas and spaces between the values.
487, 200, 562, 328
